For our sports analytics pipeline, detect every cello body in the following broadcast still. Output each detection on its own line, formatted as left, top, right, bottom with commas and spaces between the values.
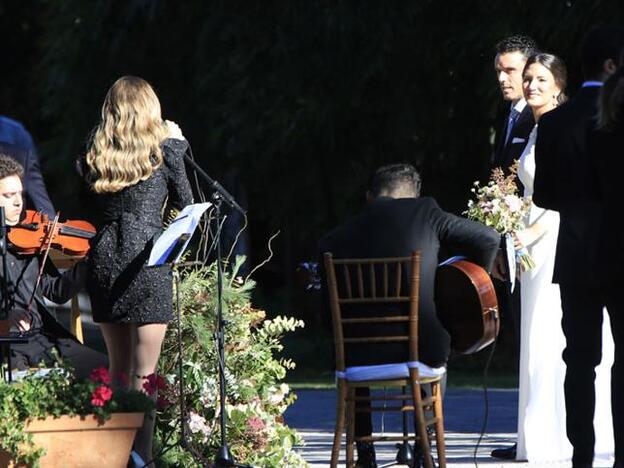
435, 258, 499, 355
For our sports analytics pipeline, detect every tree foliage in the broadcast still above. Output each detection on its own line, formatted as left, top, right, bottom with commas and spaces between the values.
2, 0, 624, 291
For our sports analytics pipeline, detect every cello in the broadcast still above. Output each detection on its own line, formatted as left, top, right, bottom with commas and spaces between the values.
435, 257, 499, 355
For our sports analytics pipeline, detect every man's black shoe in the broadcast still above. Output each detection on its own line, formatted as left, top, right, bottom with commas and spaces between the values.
356, 441, 377, 468
490, 443, 517, 460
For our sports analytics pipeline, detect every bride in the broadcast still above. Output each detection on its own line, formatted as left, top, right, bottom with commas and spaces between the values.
514, 53, 614, 463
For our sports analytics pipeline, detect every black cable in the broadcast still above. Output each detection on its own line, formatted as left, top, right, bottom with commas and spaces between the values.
472, 330, 499, 468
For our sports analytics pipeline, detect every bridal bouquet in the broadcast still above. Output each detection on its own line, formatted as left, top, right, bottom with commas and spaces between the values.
464, 161, 535, 271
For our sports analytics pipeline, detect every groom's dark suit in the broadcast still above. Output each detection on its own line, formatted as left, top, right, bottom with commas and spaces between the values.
491, 103, 534, 373
533, 85, 622, 465
319, 196, 500, 437
492, 104, 535, 171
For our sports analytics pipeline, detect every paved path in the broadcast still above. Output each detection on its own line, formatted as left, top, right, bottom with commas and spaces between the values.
284, 388, 612, 467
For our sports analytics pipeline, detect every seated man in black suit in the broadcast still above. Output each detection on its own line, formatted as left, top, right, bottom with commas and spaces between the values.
0, 154, 106, 379
319, 163, 500, 467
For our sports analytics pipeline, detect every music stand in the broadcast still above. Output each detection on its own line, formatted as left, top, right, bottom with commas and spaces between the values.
148, 202, 212, 466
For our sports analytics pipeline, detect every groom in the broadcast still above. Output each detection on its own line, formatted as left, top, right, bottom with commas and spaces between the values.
490, 34, 537, 461
533, 25, 624, 468
492, 35, 538, 173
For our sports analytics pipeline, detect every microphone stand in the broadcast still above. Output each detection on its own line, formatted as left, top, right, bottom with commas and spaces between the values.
182, 154, 249, 468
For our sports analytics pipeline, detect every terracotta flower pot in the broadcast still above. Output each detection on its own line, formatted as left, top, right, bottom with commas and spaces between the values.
0, 412, 144, 468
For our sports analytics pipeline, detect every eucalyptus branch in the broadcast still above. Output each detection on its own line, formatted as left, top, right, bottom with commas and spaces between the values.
244, 230, 280, 282
224, 212, 249, 265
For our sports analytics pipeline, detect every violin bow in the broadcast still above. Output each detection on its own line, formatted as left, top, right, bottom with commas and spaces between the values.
27, 212, 60, 311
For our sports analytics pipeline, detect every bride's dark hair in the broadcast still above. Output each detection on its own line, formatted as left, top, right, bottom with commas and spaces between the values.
597, 49, 624, 131
523, 53, 568, 105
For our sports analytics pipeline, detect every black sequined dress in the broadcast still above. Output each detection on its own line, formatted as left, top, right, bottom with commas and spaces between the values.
83, 138, 193, 323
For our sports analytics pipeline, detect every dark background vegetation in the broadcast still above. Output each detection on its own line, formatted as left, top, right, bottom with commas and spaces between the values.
2, 0, 623, 382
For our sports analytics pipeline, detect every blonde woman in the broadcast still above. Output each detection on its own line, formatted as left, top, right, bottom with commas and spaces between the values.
80, 76, 193, 466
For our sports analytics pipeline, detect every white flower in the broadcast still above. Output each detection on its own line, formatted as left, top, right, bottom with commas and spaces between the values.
503, 195, 522, 212
199, 378, 217, 405
187, 411, 210, 442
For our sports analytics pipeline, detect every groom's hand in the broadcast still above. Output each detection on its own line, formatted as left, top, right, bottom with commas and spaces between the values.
491, 249, 507, 281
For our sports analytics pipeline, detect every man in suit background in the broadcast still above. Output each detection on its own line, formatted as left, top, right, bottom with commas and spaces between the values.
0, 115, 55, 217
589, 48, 624, 468
319, 164, 500, 467
490, 34, 538, 460
533, 25, 624, 468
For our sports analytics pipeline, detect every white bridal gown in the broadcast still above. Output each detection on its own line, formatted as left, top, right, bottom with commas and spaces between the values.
516, 126, 615, 464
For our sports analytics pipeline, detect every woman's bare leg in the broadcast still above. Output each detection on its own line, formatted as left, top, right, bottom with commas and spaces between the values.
99, 323, 133, 388
131, 323, 168, 467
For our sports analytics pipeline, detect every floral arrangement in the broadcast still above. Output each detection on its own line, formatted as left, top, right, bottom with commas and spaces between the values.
0, 365, 154, 467
465, 161, 535, 271
154, 257, 307, 467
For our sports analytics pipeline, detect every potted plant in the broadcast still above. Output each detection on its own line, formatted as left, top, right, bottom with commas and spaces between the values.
0, 365, 155, 467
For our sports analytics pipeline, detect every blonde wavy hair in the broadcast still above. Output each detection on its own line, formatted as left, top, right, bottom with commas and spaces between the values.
85, 76, 169, 193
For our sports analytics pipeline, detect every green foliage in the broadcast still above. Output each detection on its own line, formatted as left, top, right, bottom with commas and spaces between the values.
4, 0, 624, 375
155, 257, 306, 467
0, 2, 621, 253
0, 366, 154, 467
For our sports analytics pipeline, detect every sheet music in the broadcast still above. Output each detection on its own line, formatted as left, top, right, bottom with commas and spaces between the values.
148, 202, 212, 266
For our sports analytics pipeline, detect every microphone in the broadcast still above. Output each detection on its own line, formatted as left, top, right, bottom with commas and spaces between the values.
182, 153, 245, 215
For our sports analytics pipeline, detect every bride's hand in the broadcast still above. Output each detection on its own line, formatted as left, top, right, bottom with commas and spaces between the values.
514, 223, 544, 250
165, 120, 185, 141
513, 230, 527, 249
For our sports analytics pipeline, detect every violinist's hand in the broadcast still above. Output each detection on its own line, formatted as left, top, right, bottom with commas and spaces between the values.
491, 249, 507, 281
9, 309, 32, 333
165, 120, 185, 141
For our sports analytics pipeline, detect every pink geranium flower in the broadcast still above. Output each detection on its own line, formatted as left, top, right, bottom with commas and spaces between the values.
91, 385, 113, 407
143, 373, 167, 395
89, 367, 111, 385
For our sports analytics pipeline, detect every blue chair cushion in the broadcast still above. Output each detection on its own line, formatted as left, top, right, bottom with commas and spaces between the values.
335, 361, 446, 382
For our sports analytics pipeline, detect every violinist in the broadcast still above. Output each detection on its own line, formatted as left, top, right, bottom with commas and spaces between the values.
0, 153, 107, 378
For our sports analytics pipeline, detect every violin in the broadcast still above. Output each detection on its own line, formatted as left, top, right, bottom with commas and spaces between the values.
8, 210, 96, 257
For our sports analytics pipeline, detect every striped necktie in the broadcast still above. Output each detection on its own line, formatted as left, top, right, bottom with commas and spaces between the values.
504, 107, 520, 146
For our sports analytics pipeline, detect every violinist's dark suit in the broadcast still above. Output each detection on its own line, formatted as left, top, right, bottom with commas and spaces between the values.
1, 242, 106, 378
